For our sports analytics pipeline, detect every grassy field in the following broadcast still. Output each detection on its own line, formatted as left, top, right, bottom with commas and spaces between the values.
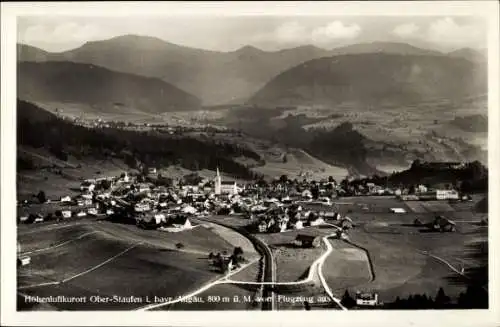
225, 260, 261, 282
323, 240, 373, 293
256, 226, 337, 282
17, 147, 129, 201
198, 215, 253, 229
164, 283, 261, 311
17, 220, 242, 310
252, 148, 347, 181
18, 222, 95, 254
196, 220, 258, 257
326, 214, 488, 304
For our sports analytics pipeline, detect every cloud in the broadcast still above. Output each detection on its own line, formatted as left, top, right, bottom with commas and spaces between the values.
273, 21, 309, 43
392, 23, 420, 37
426, 17, 483, 47
311, 21, 361, 42
19, 21, 116, 50
254, 20, 362, 46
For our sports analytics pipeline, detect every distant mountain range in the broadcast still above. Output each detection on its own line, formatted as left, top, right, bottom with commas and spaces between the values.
248, 53, 487, 107
17, 35, 486, 106
18, 61, 201, 113
447, 47, 487, 62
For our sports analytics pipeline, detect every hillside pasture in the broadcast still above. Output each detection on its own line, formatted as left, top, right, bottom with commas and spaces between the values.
335, 216, 488, 303
17, 220, 238, 310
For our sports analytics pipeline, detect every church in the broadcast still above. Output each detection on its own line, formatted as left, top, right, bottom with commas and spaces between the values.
214, 167, 241, 195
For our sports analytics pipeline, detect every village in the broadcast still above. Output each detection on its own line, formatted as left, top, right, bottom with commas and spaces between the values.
17, 162, 470, 236
17, 161, 479, 286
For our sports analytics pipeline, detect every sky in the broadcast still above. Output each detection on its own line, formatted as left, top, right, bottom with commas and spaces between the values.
17, 15, 487, 53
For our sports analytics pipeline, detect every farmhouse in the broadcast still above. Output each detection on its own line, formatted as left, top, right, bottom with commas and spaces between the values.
17, 256, 31, 266
309, 215, 325, 226
390, 207, 406, 214
416, 184, 428, 193
355, 292, 379, 307
432, 216, 456, 232
295, 234, 321, 248
60, 195, 72, 203
161, 215, 193, 232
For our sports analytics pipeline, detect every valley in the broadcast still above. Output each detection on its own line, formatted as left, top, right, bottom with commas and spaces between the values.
13, 34, 490, 313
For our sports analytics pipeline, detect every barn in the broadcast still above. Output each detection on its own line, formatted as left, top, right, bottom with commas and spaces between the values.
295, 234, 322, 248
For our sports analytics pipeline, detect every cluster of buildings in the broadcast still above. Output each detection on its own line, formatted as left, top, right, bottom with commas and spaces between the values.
18, 167, 353, 234
18, 162, 470, 233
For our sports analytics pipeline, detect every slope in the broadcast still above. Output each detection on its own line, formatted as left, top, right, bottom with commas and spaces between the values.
18, 61, 201, 113
248, 53, 486, 107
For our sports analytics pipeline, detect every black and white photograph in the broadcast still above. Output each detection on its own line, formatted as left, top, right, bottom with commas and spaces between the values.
1, 1, 499, 326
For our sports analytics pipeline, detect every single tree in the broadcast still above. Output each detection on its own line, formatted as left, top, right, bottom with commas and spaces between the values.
341, 290, 356, 308
36, 190, 47, 204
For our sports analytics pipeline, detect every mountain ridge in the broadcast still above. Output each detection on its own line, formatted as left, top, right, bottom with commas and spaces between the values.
18, 37, 464, 105
18, 61, 201, 113
248, 52, 486, 107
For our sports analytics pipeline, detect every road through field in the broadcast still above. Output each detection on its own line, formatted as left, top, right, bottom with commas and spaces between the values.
137, 220, 347, 311
418, 250, 488, 292
223, 222, 347, 311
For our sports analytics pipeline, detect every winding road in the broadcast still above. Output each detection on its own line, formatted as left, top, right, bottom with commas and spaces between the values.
137, 220, 348, 311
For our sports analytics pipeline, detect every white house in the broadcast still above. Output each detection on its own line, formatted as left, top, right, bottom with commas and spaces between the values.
436, 189, 459, 200
62, 210, 72, 218
309, 216, 325, 226
355, 292, 379, 307
87, 208, 98, 216
80, 181, 95, 192
82, 193, 93, 200
153, 213, 167, 225
417, 184, 428, 193
181, 205, 197, 215
291, 220, 304, 230
60, 195, 72, 203
390, 208, 406, 214
134, 202, 151, 212
301, 189, 312, 199
18, 256, 31, 266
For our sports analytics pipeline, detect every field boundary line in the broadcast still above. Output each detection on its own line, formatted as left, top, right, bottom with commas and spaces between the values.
18, 222, 88, 236
61, 242, 142, 283
18, 281, 60, 290
20, 231, 99, 256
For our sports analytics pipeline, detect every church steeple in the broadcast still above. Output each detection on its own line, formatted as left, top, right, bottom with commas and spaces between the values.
215, 166, 222, 195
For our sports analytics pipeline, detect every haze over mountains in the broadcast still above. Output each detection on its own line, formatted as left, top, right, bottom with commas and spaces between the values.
17, 35, 486, 107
